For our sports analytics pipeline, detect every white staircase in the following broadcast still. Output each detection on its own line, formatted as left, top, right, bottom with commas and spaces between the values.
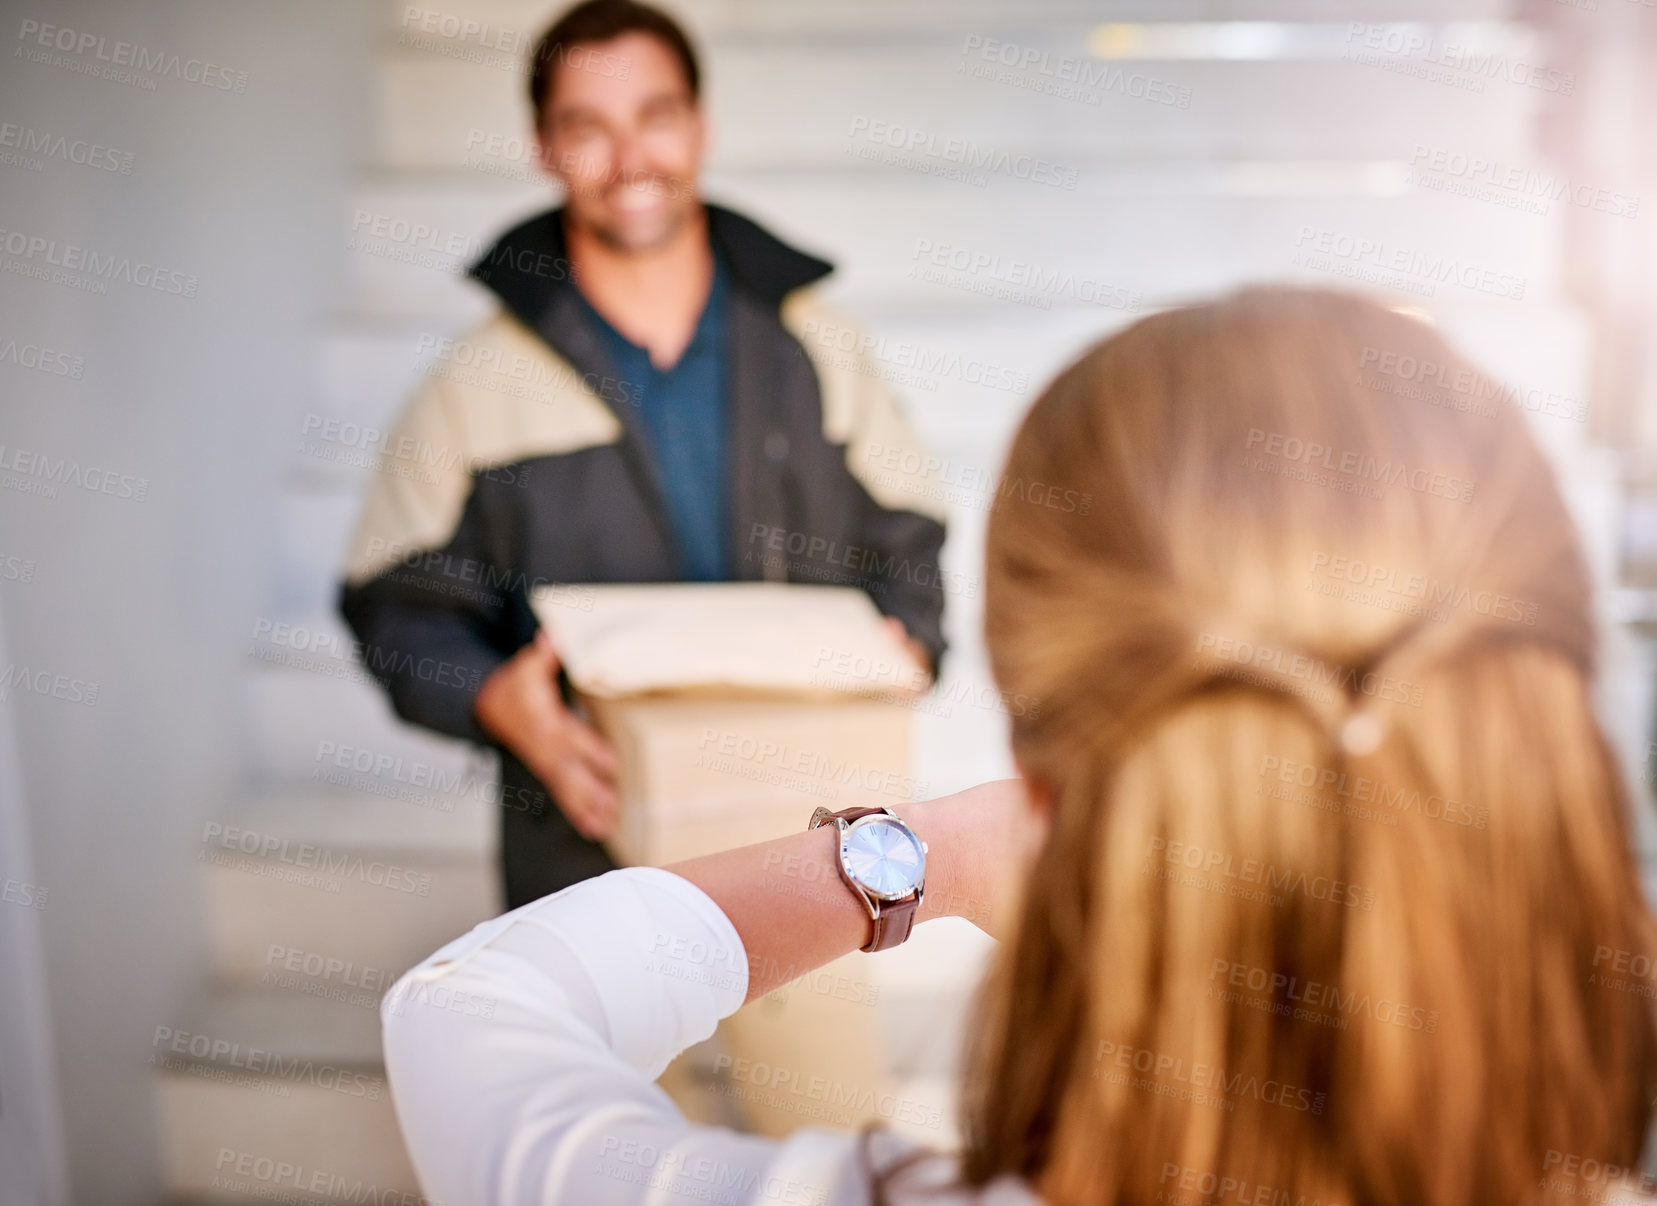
157, 1, 1604, 1199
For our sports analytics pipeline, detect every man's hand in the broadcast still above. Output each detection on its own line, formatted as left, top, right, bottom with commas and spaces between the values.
883, 616, 934, 688
474, 629, 621, 841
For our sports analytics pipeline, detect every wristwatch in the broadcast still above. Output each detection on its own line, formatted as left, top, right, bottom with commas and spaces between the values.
808, 805, 927, 952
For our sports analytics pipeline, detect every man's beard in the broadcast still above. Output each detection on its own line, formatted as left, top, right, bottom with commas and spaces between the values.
573, 175, 699, 253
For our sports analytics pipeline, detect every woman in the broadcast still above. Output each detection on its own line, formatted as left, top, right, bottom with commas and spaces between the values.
382, 288, 1657, 1204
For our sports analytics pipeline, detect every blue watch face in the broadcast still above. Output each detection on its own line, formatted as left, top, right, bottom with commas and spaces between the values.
842, 817, 925, 900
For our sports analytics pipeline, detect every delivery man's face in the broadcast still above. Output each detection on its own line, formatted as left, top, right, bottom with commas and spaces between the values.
536, 31, 706, 252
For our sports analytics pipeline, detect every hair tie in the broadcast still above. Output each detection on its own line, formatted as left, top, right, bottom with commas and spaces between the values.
1338, 709, 1385, 757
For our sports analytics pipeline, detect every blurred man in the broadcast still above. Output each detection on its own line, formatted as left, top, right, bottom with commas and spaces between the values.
339, 0, 950, 908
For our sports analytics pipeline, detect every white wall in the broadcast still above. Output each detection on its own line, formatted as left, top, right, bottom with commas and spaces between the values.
0, 598, 69, 1206
0, 2, 371, 1200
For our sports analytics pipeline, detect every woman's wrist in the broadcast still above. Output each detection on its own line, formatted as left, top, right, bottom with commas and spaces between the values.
898, 799, 971, 927
898, 795, 990, 931
901, 781, 1031, 937
668, 781, 1032, 1004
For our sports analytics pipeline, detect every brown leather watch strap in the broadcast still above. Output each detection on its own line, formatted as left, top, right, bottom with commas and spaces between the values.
865, 894, 919, 952
809, 805, 891, 829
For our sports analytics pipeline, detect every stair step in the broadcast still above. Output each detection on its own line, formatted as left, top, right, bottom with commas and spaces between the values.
371, 40, 1536, 171
314, 324, 462, 437
164, 986, 386, 1071
269, 491, 358, 618
201, 786, 496, 985
722, 182, 1565, 313
223, 784, 493, 856
155, 988, 414, 1203
343, 175, 542, 319
377, 0, 1513, 43
243, 616, 481, 781
336, 173, 1566, 322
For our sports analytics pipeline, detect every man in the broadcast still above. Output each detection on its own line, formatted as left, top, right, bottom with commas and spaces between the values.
339, 0, 950, 909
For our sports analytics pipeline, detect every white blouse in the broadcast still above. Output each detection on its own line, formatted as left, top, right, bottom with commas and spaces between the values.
381, 866, 1040, 1205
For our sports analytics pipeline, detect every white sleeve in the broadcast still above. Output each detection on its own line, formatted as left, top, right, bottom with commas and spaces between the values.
380, 866, 868, 1206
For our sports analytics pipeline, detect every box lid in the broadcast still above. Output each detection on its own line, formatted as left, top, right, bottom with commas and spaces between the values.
531, 582, 927, 700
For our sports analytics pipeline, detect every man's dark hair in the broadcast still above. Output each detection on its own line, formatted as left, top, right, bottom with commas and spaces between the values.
528, 0, 701, 127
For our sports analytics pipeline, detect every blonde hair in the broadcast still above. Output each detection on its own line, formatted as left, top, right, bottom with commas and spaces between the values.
960, 289, 1657, 1205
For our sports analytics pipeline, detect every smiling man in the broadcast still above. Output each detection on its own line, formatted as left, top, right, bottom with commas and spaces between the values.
339, 0, 951, 908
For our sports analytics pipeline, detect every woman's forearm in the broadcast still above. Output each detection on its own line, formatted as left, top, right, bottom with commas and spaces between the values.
666, 785, 1022, 1004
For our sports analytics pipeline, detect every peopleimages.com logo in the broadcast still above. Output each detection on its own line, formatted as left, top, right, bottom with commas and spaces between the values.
16, 18, 249, 92
1245, 428, 1474, 504
0, 227, 198, 297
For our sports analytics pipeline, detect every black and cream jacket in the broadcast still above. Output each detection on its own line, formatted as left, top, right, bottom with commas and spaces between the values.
338, 203, 951, 745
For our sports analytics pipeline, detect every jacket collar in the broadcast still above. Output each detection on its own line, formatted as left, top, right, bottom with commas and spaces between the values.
467, 201, 834, 331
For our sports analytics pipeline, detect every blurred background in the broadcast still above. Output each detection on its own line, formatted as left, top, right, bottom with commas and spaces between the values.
2, 0, 1655, 1202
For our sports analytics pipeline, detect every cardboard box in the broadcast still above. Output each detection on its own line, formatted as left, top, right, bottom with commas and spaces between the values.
585, 694, 916, 865
533, 582, 927, 866
530, 583, 926, 1135
537, 581, 929, 700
